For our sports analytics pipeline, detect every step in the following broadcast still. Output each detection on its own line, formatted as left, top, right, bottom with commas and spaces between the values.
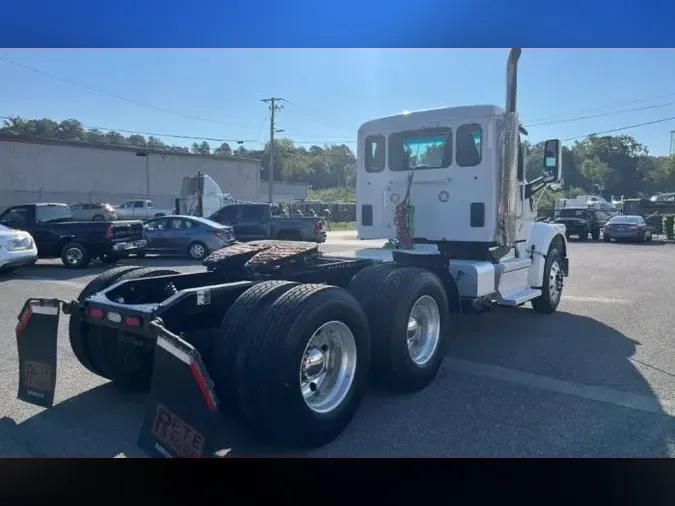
497, 287, 542, 307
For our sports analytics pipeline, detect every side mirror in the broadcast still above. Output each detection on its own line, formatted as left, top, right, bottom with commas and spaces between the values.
543, 139, 562, 183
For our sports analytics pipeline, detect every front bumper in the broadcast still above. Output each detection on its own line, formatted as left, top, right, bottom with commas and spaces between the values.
0, 247, 38, 270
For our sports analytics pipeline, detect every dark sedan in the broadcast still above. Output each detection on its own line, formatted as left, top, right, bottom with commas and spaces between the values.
603, 215, 653, 243
137, 215, 235, 260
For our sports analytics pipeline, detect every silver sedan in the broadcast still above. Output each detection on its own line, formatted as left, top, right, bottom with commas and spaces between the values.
136, 216, 235, 260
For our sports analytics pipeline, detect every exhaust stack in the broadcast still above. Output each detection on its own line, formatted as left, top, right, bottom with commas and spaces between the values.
497, 48, 522, 252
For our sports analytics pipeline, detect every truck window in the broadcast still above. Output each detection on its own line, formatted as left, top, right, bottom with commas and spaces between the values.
365, 135, 386, 172
456, 123, 482, 167
389, 128, 452, 171
35, 205, 73, 223
134, 201, 146, 208
242, 205, 266, 220
0, 208, 28, 228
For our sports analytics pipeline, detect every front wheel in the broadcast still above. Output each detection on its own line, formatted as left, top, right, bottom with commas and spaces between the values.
531, 247, 564, 314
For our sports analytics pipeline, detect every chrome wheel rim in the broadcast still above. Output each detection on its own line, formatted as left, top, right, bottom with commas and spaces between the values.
66, 247, 83, 265
549, 260, 563, 303
300, 321, 357, 414
190, 244, 205, 259
406, 295, 441, 366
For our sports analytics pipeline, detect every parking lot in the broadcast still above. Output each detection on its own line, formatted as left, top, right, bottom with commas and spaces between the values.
2, 232, 675, 457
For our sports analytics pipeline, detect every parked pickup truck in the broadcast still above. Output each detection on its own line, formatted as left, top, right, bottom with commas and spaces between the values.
0, 203, 146, 268
113, 199, 173, 220
208, 202, 327, 243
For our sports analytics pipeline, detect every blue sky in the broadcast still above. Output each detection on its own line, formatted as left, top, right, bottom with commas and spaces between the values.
1, 49, 675, 156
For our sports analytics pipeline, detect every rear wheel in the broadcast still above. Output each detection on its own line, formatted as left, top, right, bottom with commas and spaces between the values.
234, 284, 370, 448
604, 235, 611, 242
61, 242, 90, 268
92, 214, 105, 221
367, 267, 450, 391
531, 247, 564, 314
187, 241, 208, 260
69, 266, 144, 375
73, 267, 179, 390
591, 229, 600, 241
578, 232, 588, 242
208, 280, 300, 415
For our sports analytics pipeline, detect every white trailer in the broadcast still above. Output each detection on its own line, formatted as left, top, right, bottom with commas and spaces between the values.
12, 49, 570, 455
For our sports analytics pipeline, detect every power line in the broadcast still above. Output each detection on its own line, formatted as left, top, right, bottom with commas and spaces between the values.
527, 91, 675, 124
563, 114, 675, 142
0, 55, 253, 130
526, 101, 675, 128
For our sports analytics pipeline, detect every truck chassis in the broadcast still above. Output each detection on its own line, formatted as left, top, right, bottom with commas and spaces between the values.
15, 239, 563, 457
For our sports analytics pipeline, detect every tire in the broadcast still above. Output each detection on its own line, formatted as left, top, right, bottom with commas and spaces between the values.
135, 250, 147, 258
235, 284, 371, 448
85, 267, 179, 390
69, 266, 144, 376
60, 242, 91, 268
646, 232, 653, 242
367, 267, 450, 392
208, 280, 300, 415
187, 241, 209, 261
154, 213, 165, 218
578, 232, 588, 242
591, 229, 600, 241
92, 214, 105, 221
531, 247, 564, 314
276, 230, 302, 241
348, 263, 398, 317
604, 235, 611, 242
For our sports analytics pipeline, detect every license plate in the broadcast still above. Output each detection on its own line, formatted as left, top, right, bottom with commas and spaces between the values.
126, 240, 147, 250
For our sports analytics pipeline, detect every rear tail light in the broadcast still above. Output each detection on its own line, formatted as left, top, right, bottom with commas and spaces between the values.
105, 225, 113, 241
88, 308, 104, 319
313, 220, 325, 234
124, 315, 141, 327
629, 225, 639, 230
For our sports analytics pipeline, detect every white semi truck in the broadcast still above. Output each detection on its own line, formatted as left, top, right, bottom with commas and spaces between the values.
13, 48, 569, 456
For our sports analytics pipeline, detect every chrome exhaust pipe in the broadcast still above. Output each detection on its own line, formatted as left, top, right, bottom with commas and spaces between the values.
497, 48, 522, 253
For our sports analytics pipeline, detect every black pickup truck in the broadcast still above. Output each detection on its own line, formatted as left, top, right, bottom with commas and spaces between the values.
208, 202, 327, 243
0, 203, 146, 268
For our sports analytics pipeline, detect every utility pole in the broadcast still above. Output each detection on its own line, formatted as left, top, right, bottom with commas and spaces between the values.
261, 97, 284, 203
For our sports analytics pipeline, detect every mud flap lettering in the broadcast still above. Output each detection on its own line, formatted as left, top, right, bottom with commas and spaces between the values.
137, 325, 220, 458
16, 299, 61, 409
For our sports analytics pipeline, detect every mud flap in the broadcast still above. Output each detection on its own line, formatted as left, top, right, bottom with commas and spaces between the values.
15, 299, 62, 409
137, 322, 221, 458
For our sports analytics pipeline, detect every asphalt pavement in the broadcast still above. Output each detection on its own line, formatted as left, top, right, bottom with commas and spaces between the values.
2, 233, 675, 457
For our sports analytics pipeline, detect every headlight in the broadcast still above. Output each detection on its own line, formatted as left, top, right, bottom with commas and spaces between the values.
4, 236, 33, 251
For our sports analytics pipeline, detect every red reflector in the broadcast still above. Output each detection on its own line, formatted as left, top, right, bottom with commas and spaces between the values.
88, 308, 104, 319
16, 308, 33, 336
105, 225, 113, 241
189, 361, 217, 411
124, 316, 141, 327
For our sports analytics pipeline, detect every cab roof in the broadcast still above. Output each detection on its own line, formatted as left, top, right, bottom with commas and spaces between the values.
358, 105, 505, 134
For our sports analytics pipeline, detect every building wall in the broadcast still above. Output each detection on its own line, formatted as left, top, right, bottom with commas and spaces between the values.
259, 180, 310, 203
0, 138, 261, 212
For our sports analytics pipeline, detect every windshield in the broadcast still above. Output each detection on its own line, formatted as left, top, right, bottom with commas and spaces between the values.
389, 128, 452, 171
559, 209, 588, 218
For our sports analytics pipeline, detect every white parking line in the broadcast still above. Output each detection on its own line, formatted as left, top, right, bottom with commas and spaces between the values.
563, 296, 630, 304
443, 357, 675, 417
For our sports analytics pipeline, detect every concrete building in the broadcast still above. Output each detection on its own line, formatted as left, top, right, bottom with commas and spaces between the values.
259, 180, 311, 203
0, 136, 262, 212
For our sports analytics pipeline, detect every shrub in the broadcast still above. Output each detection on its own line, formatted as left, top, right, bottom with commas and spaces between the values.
662, 214, 675, 240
